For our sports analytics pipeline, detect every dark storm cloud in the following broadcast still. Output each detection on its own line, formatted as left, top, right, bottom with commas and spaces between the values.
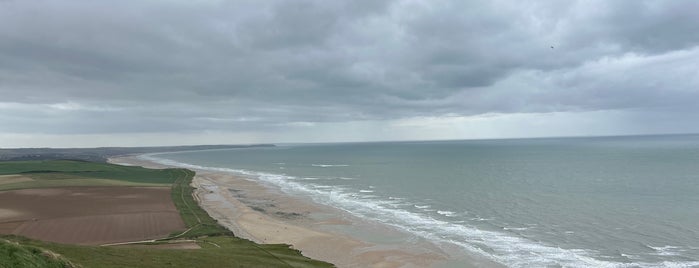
0, 0, 698, 135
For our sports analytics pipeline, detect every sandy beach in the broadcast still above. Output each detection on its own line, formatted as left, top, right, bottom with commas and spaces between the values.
110, 155, 474, 268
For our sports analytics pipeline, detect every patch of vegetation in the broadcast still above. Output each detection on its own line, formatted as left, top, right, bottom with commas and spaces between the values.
0, 238, 76, 268
0, 160, 177, 189
0, 177, 166, 191
2, 235, 332, 268
168, 168, 233, 238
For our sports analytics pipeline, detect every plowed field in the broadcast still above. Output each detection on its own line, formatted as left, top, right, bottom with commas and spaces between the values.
0, 187, 185, 245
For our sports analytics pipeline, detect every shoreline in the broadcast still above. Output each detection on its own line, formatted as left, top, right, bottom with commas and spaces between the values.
109, 155, 479, 268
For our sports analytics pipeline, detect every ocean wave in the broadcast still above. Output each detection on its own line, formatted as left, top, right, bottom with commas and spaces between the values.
311, 164, 350, 167
139, 154, 699, 268
502, 227, 529, 231
437, 210, 456, 217
359, 189, 374, 193
649, 246, 684, 256
301, 177, 356, 181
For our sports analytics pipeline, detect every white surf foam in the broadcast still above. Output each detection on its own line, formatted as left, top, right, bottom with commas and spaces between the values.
649, 246, 683, 256
298, 177, 356, 181
437, 210, 456, 217
502, 227, 529, 231
140, 154, 699, 268
311, 164, 350, 167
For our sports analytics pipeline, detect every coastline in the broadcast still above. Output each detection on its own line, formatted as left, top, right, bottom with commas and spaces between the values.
109, 155, 487, 268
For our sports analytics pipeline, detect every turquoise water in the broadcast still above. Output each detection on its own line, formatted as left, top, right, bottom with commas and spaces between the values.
147, 135, 699, 267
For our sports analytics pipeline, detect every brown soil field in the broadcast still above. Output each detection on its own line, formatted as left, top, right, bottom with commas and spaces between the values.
0, 187, 185, 245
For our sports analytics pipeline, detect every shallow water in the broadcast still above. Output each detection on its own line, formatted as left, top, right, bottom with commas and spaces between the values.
147, 134, 699, 267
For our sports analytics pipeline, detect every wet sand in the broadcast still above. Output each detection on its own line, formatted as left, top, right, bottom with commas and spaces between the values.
110, 156, 496, 268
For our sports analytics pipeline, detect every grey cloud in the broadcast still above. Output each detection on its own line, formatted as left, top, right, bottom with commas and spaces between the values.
0, 0, 697, 137
575, 1, 699, 53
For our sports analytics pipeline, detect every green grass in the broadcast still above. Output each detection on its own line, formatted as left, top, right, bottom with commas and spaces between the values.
0, 160, 177, 190
2, 235, 331, 268
0, 177, 166, 191
168, 169, 232, 238
0, 160, 334, 268
0, 238, 76, 268
0, 160, 177, 184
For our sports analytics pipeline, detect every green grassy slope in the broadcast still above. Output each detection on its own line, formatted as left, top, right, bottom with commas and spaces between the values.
0, 239, 76, 268
0, 160, 334, 268
168, 169, 233, 238
3, 235, 331, 268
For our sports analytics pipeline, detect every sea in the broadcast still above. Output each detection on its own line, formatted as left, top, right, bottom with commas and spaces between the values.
143, 134, 699, 267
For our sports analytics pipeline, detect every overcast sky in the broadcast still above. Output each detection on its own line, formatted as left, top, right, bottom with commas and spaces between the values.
1, 0, 698, 147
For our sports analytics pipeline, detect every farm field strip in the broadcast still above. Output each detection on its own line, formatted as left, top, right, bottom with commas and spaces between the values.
0, 186, 185, 245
